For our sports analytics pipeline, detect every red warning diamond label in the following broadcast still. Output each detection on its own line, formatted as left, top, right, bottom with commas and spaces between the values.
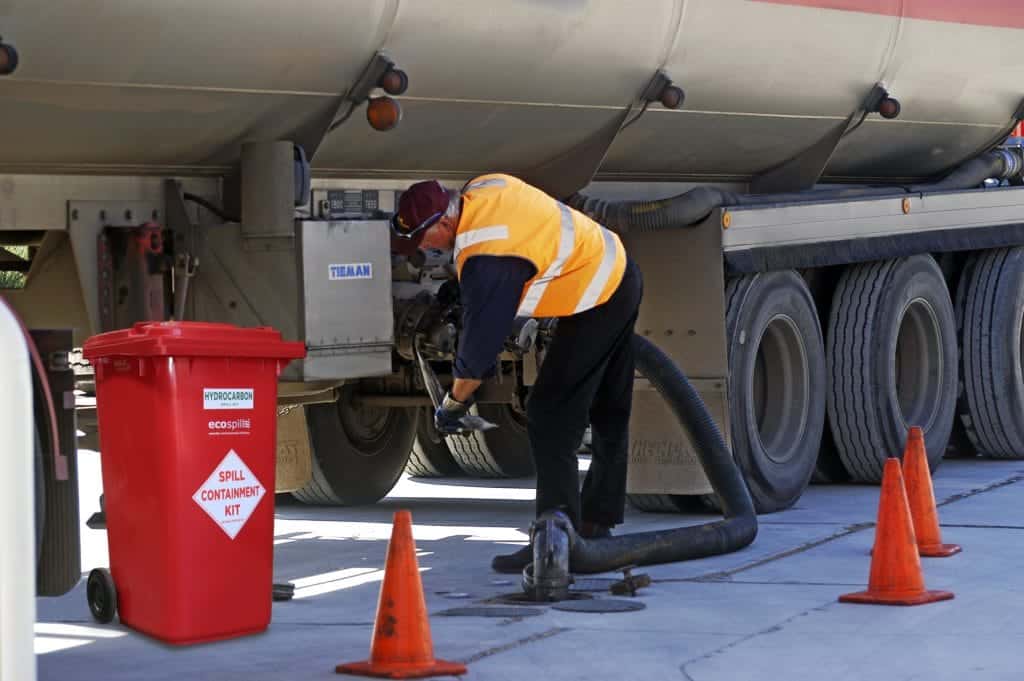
192, 449, 266, 539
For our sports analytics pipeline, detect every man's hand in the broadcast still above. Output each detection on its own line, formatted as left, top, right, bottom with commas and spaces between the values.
451, 377, 482, 403
435, 392, 473, 435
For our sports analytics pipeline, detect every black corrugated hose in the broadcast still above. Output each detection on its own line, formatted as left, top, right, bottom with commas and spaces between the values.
552, 147, 1023, 575
568, 334, 757, 574
567, 149, 1023, 234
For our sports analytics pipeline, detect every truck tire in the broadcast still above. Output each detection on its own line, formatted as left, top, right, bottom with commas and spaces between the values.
810, 421, 851, 483
34, 428, 45, 561
292, 392, 418, 506
626, 494, 689, 513
33, 349, 81, 598
35, 446, 81, 597
406, 409, 463, 477
827, 256, 957, 482
958, 247, 1024, 458
724, 272, 826, 511
446, 404, 535, 477
951, 255, 981, 459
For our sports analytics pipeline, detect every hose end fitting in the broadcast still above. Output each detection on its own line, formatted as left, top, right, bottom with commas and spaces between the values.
521, 510, 574, 601
996, 148, 1024, 182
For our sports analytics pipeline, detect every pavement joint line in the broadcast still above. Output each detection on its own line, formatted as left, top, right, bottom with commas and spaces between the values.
757, 521, 853, 525
267, 622, 376, 627
941, 523, 1024, 530
685, 579, 863, 587
457, 627, 570, 665
678, 522, 875, 583
671, 470, 1024, 584
936, 473, 1024, 507
678, 601, 836, 680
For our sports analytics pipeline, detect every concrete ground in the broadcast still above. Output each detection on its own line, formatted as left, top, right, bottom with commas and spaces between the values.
36, 448, 1024, 681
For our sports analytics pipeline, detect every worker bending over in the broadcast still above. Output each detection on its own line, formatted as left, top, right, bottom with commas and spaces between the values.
392, 175, 643, 573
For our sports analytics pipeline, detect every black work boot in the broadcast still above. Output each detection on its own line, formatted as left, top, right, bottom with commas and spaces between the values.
490, 522, 613, 574
491, 544, 533, 574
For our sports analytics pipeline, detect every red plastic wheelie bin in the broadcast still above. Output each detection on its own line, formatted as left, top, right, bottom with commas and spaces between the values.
82, 322, 305, 644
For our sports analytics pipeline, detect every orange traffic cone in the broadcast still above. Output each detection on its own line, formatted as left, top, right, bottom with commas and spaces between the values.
902, 427, 961, 558
840, 458, 954, 606
337, 510, 467, 679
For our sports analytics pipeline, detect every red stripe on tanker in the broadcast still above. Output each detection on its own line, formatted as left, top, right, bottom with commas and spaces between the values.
752, 0, 1024, 29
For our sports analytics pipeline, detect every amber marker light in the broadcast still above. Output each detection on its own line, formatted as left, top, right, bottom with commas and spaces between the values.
379, 68, 409, 96
367, 97, 403, 131
660, 85, 685, 110
878, 97, 901, 119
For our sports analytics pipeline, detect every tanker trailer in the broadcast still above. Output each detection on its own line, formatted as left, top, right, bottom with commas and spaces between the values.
3, 0, 1024, 532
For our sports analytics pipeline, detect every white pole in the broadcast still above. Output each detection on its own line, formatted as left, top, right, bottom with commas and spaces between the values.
0, 300, 36, 681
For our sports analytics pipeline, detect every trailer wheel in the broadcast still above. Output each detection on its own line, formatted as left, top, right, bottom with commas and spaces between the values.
810, 421, 851, 483
446, 404, 535, 477
292, 389, 418, 506
723, 272, 826, 511
958, 248, 1024, 458
34, 394, 81, 597
626, 494, 691, 513
951, 254, 981, 459
827, 256, 957, 482
34, 428, 45, 561
406, 409, 463, 477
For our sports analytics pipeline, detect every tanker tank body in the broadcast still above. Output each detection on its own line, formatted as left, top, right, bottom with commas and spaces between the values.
3, 0, 1024, 515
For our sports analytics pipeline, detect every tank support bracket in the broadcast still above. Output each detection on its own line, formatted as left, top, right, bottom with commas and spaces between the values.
751, 83, 890, 194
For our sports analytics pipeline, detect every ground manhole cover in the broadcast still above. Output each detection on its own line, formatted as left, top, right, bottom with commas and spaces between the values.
435, 606, 543, 618
486, 591, 592, 606
551, 598, 646, 613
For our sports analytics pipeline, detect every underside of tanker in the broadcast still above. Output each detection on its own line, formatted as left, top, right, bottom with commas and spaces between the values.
5, 0, 1024, 590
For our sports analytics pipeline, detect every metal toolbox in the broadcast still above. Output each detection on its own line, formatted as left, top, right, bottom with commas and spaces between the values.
297, 220, 393, 380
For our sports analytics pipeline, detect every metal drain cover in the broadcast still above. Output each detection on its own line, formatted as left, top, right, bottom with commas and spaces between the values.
552, 598, 646, 613
487, 591, 592, 606
436, 606, 543, 618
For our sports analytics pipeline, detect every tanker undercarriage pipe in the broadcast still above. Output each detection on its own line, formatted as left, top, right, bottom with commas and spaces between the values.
521, 334, 758, 601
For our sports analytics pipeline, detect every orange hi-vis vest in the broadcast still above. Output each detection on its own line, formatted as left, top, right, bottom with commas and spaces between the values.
453, 174, 627, 318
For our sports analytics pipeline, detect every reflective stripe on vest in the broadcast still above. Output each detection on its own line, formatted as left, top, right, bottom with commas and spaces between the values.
454, 173, 626, 318
574, 226, 619, 314
463, 177, 508, 192
516, 202, 575, 317
453, 225, 509, 262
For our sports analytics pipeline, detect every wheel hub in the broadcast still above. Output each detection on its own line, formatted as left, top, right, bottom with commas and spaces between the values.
338, 395, 398, 455
752, 314, 810, 465
894, 298, 943, 431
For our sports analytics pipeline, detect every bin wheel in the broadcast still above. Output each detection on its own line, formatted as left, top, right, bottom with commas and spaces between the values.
87, 568, 117, 624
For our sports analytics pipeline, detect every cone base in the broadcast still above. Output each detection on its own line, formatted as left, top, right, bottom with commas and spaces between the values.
337, 659, 468, 679
839, 588, 954, 606
919, 543, 962, 558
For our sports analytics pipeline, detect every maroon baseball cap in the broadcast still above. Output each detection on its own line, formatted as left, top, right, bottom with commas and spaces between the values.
392, 180, 450, 238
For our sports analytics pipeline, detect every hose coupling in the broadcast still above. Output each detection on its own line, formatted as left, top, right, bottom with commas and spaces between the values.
521, 510, 574, 601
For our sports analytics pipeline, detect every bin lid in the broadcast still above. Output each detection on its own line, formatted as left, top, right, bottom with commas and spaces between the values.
83, 322, 307, 360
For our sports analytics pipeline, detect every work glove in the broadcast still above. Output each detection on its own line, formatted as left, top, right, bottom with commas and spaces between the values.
434, 392, 473, 435
434, 392, 499, 435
